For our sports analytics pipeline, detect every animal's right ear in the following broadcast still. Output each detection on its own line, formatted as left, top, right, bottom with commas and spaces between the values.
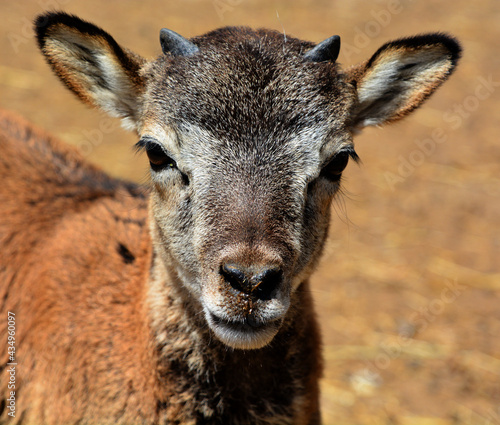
34, 12, 145, 131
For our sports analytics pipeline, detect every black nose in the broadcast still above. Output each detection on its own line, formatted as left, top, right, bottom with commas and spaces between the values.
220, 263, 283, 300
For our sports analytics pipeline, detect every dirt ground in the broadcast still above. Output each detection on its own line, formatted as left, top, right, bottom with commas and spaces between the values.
1, 1, 499, 424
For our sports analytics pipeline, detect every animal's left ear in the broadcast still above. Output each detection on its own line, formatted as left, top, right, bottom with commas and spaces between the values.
346, 33, 461, 130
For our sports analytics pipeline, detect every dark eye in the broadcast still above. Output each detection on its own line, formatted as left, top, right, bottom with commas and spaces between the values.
145, 143, 176, 172
320, 151, 350, 182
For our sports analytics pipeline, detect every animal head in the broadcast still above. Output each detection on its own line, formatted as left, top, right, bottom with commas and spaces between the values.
35, 12, 460, 349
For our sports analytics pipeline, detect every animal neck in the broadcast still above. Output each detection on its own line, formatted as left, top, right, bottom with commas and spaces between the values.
146, 246, 322, 423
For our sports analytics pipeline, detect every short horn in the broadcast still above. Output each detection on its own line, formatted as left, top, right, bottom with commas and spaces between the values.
304, 35, 341, 63
160, 28, 199, 56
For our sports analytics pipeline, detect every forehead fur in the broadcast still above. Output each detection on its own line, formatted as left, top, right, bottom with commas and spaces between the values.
143, 26, 356, 145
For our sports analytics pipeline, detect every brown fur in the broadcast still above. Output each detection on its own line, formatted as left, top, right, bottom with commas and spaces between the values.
0, 110, 155, 423
0, 12, 460, 425
0, 109, 322, 424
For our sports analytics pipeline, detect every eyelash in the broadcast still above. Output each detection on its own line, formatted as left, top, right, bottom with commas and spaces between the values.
320, 149, 359, 182
136, 137, 176, 172
135, 138, 189, 185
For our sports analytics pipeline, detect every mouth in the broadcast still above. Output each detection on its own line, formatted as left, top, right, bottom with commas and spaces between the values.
206, 311, 283, 350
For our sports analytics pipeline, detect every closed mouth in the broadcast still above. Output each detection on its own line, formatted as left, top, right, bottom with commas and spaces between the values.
210, 312, 269, 331
207, 311, 283, 350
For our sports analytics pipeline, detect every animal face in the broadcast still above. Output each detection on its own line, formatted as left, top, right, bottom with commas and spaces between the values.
138, 28, 357, 348
35, 13, 460, 349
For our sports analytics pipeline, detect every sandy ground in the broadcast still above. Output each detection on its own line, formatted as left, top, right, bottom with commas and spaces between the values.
1, 1, 499, 424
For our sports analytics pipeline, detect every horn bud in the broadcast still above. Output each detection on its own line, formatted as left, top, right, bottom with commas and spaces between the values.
304, 35, 341, 63
160, 28, 199, 56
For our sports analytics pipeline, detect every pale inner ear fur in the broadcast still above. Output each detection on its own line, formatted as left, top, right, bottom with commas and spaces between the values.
40, 27, 145, 131
348, 37, 460, 131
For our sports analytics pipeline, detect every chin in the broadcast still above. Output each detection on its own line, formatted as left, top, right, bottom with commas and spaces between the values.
205, 310, 283, 350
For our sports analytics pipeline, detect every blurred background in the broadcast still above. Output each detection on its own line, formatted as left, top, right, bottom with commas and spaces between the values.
1, 1, 499, 424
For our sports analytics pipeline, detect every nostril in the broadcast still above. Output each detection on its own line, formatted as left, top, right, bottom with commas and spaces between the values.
220, 264, 248, 294
220, 263, 282, 300
252, 268, 282, 300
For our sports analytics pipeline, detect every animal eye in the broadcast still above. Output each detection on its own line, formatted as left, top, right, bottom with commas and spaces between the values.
320, 151, 350, 182
145, 143, 176, 172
